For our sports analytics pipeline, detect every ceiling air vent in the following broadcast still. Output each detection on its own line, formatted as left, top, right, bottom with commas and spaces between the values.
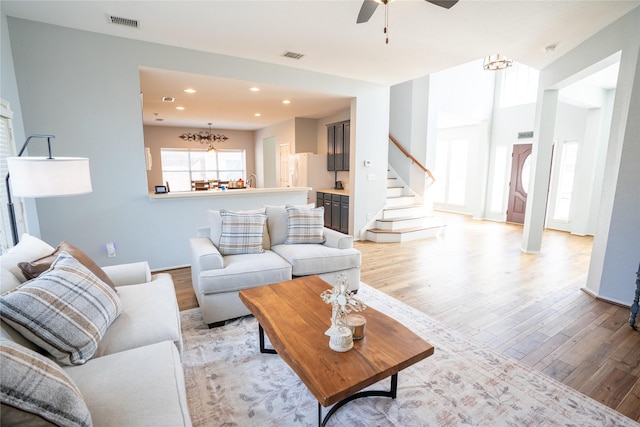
162, 97, 175, 103
282, 51, 304, 60
108, 15, 139, 29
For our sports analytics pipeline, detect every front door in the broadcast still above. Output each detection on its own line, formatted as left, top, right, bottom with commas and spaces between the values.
506, 143, 532, 224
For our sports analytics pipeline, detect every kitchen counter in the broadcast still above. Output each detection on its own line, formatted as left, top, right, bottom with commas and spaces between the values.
148, 186, 311, 200
317, 188, 350, 196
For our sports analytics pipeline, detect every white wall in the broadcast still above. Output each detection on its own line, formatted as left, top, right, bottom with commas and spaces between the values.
389, 75, 430, 198
524, 8, 640, 305
3, 17, 389, 269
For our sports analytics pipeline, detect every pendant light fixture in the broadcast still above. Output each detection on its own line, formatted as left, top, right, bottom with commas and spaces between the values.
483, 53, 513, 71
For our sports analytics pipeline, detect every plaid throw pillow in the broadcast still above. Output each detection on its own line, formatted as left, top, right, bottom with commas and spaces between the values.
285, 205, 326, 244
218, 209, 267, 255
0, 251, 122, 366
0, 340, 92, 427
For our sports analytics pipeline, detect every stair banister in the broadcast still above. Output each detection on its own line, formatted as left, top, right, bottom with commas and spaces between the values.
389, 134, 435, 183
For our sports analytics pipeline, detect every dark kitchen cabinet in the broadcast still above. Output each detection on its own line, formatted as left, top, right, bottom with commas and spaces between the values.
340, 195, 349, 234
317, 191, 349, 234
327, 120, 350, 172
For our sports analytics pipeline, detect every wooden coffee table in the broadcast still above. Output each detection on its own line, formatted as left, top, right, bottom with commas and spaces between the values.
239, 275, 435, 426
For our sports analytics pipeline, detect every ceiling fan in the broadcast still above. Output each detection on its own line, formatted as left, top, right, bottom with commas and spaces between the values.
356, 0, 459, 24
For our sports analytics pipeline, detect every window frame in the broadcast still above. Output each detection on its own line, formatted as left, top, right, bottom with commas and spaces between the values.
160, 147, 246, 192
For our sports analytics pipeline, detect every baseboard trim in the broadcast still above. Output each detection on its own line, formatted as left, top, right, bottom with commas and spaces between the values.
581, 287, 631, 308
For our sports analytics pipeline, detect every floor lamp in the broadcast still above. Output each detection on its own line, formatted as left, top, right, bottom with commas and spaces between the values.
5, 134, 92, 246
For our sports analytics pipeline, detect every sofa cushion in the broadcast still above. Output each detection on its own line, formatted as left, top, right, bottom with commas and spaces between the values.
208, 208, 270, 250
285, 205, 326, 244
0, 234, 55, 291
271, 244, 362, 277
18, 241, 117, 290
0, 340, 92, 427
95, 273, 183, 357
265, 204, 314, 246
197, 250, 291, 294
218, 209, 267, 255
65, 341, 191, 427
0, 252, 122, 365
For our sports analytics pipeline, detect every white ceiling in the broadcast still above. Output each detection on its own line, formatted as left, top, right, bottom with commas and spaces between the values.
3, 0, 638, 130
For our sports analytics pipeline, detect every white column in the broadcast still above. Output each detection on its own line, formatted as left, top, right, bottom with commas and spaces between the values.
522, 89, 558, 253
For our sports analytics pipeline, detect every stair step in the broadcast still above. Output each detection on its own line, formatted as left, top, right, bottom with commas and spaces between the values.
366, 224, 446, 243
386, 194, 416, 207
382, 204, 428, 219
375, 215, 433, 231
386, 186, 405, 197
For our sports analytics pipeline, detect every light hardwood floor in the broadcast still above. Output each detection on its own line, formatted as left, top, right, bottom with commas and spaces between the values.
166, 212, 640, 422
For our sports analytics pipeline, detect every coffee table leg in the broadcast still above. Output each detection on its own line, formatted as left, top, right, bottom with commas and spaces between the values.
318, 373, 398, 426
258, 324, 277, 354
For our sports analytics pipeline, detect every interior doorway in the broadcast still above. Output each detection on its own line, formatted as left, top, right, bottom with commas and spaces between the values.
506, 143, 532, 224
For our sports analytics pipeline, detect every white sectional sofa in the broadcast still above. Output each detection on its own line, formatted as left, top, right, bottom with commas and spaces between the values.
0, 235, 191, 426
190, 205, 361, 327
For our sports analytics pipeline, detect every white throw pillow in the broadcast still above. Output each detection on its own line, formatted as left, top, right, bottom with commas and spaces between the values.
0, 234, 55, 290
285, 205, 326, 244
265, 204, 314, 246
208, 208, 270, 250
218, 210, 267, 256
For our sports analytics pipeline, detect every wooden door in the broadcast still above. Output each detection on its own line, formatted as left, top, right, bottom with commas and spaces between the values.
506, 144, 532, 224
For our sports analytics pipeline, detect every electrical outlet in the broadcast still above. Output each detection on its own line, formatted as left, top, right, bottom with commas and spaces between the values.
106, 242, 116, 258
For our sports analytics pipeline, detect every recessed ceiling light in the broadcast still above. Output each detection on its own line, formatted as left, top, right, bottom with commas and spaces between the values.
176, 106, 185, 110
184, 88, 197, 93
250, 87, 260, 92
282, 99, 291, 104
254, 113, 261, 117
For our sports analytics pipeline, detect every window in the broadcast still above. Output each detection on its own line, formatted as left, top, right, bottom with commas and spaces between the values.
500, 62, 539, 108
160, 148, 246, 192
552, 142, 578, 221
433, 138, 469, 206
490, 146, 508, 213
0, 100, 22, 252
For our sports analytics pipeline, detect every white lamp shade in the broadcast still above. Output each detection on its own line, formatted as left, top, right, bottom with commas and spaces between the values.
7, 157, 92, 198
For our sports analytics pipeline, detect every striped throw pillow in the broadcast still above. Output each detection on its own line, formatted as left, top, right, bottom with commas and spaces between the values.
285, 205, 326, 244
218, 210, 267, 255
0, 251, 122, 366
0, 340, 92, 427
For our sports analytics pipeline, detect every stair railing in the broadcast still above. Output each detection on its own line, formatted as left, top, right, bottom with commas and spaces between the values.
389, 134, 435, 183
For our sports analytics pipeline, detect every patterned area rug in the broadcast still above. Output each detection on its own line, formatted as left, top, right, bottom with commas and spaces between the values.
181, 284, 638, 427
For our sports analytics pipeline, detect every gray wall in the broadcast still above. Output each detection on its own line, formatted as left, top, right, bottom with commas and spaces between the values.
3, 17, 389, 269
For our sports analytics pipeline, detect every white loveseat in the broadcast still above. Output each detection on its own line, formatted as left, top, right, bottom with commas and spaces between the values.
0, 235, 191, 426
190, 205, 361, 327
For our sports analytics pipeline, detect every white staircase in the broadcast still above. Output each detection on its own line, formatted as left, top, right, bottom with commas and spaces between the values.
366, 173, 446, 243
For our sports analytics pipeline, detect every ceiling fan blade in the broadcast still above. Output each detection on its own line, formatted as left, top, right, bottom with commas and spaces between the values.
426, 0, 459, 9
357, 0, 380, 24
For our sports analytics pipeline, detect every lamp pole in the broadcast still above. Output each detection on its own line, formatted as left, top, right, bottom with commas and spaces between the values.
5, 134, 55, 245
